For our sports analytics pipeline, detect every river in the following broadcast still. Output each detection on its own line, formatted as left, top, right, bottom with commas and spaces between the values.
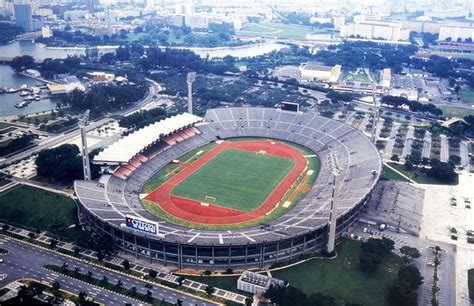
0, 40, 287, 117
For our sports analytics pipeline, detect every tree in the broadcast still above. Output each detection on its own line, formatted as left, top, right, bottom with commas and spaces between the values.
205, 285, 215, 295
427, 159, 457, 183
74, 267, 81, 276
399, 246, 421, 261
52, 281, 61, 291
177, 276, 185, 287
97, 251, 105, 262
389, 264, 423, 306
359, 237, 395, 273
49, 239, 58, 249
36, 144, 83, 182
102, 275, 108, 284
148, 269, 157, 278
122, 259, 130, 270
116, 279, 123, 288
245, 296, 253, 306
87, 271, 93, 278
10, 55, 35, 71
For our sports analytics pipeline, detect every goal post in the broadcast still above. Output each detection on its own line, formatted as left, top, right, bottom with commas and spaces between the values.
204, 195, 216, 203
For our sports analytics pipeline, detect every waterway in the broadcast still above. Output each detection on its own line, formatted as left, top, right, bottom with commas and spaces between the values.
0, 65, 59, 117
0, 40, 287, 60
0, 40, 287, 117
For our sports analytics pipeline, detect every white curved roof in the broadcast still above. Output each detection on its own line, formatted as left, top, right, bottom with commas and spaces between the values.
94, 113, 201, 164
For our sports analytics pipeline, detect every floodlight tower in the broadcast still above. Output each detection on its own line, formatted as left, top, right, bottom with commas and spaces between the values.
371, 87, 380, 144
326, 150, 343, 256
187, 72, 196, 114
78, 110, 91, 181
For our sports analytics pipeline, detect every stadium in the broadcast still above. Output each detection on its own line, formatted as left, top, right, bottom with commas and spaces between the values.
75, 107, 381, 270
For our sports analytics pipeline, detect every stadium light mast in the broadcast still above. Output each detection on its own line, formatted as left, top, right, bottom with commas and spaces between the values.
78, 109, 91, 181
187, 72, 196, 114
326, 150, 343, 256
371, 87, 380, 144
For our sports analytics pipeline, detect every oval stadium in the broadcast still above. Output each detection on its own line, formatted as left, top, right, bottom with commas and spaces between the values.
74, 107, 381, 271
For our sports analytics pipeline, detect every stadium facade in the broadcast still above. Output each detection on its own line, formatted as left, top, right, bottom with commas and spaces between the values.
75, 107, 381, 270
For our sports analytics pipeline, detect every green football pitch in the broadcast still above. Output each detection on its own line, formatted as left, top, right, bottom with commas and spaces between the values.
171, 149, 295, 212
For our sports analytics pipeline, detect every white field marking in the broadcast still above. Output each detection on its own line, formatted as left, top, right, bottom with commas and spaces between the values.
187, 233, 200, 243
215, 140, 224, 144
283, 201, 292, 208
218, 234, 223, 244
307, 170, 314, 175
196, 150, 203, 156
139, 193, 149, 199
258, 150, 267, 154
200, 203, 209, 207
304, 154, 317, 158
241, 233, 256, 242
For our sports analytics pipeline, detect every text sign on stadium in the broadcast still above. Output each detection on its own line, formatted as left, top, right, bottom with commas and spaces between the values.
125, 215, 159, 236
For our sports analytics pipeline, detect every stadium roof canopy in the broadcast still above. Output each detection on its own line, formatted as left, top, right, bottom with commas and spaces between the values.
94, 113, 202, 164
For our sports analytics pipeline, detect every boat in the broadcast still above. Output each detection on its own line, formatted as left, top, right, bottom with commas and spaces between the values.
25, 95, 35, 101
20, 84, 28, 89
19, 90, 29, 96
34, 96, 40, 101
15, 101, 29, 108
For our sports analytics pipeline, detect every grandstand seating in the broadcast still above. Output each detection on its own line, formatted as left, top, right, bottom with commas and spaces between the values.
75, 107, 381, 247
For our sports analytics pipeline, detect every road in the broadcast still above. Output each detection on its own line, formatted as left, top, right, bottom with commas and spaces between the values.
0, 79, 161, 168
0, 236, 216, 306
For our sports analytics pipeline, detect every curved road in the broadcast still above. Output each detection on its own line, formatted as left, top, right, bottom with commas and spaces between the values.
0, 236, 217, 306
0, 79, 161, 167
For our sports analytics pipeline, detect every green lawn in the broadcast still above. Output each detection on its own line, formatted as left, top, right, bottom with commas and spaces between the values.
272, 240, 403, 305
0, 122, 13, 130
184, 240, 402, 305
143, 143, 217, 193
387, 162, 458, 185
381, 165, 410, 182
171, 149, 295, 212
459, 87, 474, 105
0, 185, 91, 244
439, 105, 474, 118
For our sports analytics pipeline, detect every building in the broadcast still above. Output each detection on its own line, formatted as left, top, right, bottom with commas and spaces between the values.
41, 26, 52, 38
299, 63, 342, 83
439, 24, 474, 42
237, 271, 285, 295
381, 68, 391, 88
13, 4, 33, 32
340, 20, 410, 41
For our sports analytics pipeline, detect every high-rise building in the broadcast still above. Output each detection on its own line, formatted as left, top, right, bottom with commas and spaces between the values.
14, 3, 33, 32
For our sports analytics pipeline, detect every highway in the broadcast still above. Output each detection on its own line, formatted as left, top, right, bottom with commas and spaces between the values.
0, 235, 217, 306
0, 79, 161, 168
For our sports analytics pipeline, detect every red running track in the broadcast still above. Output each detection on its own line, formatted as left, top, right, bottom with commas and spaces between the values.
145, 140, 307, 224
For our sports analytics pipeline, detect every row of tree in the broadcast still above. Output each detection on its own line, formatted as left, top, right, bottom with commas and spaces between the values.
381, 95, 443, 117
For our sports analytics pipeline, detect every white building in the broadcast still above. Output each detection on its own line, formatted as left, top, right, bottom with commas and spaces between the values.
340, 20, 410, 41
439, 24, 474, 41
381, 68, 391, 88
299, 63, 342, 83
41, 26, 52, 38
237, 271, 284, 295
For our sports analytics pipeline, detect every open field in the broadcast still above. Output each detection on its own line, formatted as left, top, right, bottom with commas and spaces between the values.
142, 143, 216, 193
381, 164, 410, 182
439, 105, 474, 118
171, 149, 295, 212
387, 162, 458, 185
459, 87, 474, 105
183, 240, 402, 305
237, 21, 315, 40
0, 185, 91, 244
143, 139, 320, 230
